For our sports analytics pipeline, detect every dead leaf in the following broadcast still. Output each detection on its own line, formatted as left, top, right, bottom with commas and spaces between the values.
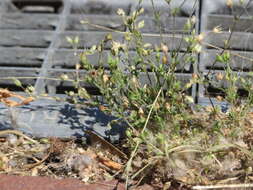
0, 88, 34, 107
1, 99, 20, 107
21, 97, 35, 105
0, 89, 13, 98
99, 105, 107, 111
97, 155, 122, 170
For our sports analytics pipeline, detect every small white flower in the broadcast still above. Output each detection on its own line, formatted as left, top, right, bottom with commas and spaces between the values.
117, 8, 125, 16
213, 25, 223, 33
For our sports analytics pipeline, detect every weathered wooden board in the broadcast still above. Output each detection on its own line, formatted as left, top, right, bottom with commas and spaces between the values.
0, 47, 45, 66
67, 15, 126, 31
0, 47, 193, 72
70, 0, 132, 15
12, 0, 62, 3
52, 50, 109, 69
0, 13, 127, 31
46, 69, 192, 89
131, 0, 198, 17
137, 16, 190, 34
60, 32, 189, 50
200, 49, 253, 71
0, 30, 52, 47
205, 32, 253, 51
51, 49, 194, 72
59, 31, 124, 49
212, 6, 253, 16
207, 14, 253, 32
0, 0, 196, 99
11, 0, 63, 13
0, 67, 39, 85
127, 51, 194, 72
0, 13, 59, 30
141, 34, 189, 51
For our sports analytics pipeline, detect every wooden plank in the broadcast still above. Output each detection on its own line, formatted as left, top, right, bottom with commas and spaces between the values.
0, 46, 193, 71
141, 34, 189, 51
70, 0, 131, 15
52, 49, 193, 72
52, 50, 109, 69
0, 47, 45, 66
0, 30, 53, 48
47, 69, 191, 89
59, 31, 124, 49
66, 15, 125, 31
137, 16, 190, 34
200, 49, 253, 71
0, 31, 189, 51
0, 68, 39, 85
0, 13, 58, 30
132, 0, 199, 17
60, 31, 188, 50
212, 6, 253, 16
0, 13, 125, 31
206, 32, 253, 51
207, 14, 253, 32
127, 51, 194, 72
11, 0, 63, 13
12, 0, 62, 3
0, 1, 8, 13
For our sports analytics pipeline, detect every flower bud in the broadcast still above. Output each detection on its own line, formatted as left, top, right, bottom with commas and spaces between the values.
138, 107, 145, 117
213, 26, 222, 33
216, 96, 223, 101
75, 63, 81, 70
122, 96, 129, 108
192, 73, 198, 80
131, 76, 139, 88
226, 0, 233, 8
60, 74, 69, 80
162, 55, 168, 64
154, 102, 160, 110
117, 8, 125, 16
165, 102, 170, 110
161, 43, 169, 53
105, 33, 112, 42
195, 33, 205, 43
99, 105, 107, 111
190, 16, 196, 25
216, 72, 224, 80
102, 74, 110, 83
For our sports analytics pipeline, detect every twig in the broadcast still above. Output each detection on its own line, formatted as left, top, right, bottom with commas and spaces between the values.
0, 130, 38, 144
193, 183, 253, 189
24, 150, 51, 169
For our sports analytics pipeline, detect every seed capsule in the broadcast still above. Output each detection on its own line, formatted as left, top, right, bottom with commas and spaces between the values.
102, 74, 110, 83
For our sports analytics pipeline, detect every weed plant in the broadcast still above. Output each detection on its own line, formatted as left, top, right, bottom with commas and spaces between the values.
11, 0, 253, 188
62, 0, 253, 187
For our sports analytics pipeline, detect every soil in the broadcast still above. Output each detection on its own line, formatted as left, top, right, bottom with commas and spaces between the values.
0, 130, 190, 190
